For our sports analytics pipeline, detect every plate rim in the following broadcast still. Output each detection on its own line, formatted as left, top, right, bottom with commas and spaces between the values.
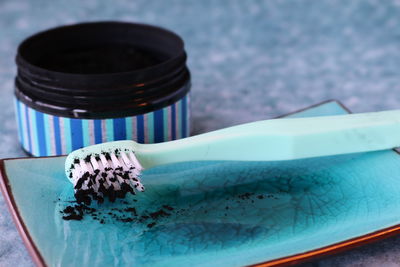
2, 99, 399, 267
0, 159, 46, 267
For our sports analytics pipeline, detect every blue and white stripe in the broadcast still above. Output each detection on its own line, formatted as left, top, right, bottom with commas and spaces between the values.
14, 94, 190, 157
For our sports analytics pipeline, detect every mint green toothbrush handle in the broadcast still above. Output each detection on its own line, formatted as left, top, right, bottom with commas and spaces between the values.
135, 110, 400, 168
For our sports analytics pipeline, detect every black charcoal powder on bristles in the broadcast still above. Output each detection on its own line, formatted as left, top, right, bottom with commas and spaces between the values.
70, 150, 145, 205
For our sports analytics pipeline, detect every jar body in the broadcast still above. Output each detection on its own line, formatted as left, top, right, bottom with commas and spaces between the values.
14, 88, 190, 156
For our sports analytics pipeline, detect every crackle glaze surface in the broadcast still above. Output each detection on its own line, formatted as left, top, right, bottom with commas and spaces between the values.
3, 102, 400, 266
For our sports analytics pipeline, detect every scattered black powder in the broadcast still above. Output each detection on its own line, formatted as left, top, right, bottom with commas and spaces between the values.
125, 207, 137, 216
61, 205, 83, 220
60, 191, 279, 228
60, 201, 171, 228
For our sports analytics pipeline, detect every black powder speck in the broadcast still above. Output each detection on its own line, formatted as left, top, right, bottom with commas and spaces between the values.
119, 218, 134, 222
149, 210, 170, 220
238, 192, 254, 200
62, 213, 83, 220
147, 222, 156, 228
162, 205, 174, 211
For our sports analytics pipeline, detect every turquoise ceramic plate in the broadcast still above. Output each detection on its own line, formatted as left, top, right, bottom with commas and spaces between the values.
2, 100, 400, 267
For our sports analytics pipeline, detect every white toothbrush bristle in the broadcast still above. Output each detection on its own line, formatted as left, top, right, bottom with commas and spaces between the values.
129, 151, 143, 171
71, 150, 144, 205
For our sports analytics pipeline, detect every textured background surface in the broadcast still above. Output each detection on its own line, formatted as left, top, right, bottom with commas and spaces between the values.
1, 0, 400, 266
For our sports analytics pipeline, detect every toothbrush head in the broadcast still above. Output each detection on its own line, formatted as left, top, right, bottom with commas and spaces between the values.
65, 141, 145, 205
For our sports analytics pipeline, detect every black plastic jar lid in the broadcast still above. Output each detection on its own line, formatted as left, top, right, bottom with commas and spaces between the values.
15, 21, 190, 119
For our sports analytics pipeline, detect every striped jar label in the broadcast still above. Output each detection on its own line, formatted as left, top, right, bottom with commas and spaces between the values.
14, 94, 190, 157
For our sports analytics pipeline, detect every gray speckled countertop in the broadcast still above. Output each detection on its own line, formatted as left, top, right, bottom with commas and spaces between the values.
2, 0, 400, 266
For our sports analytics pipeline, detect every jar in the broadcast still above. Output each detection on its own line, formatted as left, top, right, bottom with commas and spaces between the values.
14, 21, 191, 157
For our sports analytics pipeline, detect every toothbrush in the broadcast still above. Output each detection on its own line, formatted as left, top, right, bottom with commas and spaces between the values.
65, 109, 400, 204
